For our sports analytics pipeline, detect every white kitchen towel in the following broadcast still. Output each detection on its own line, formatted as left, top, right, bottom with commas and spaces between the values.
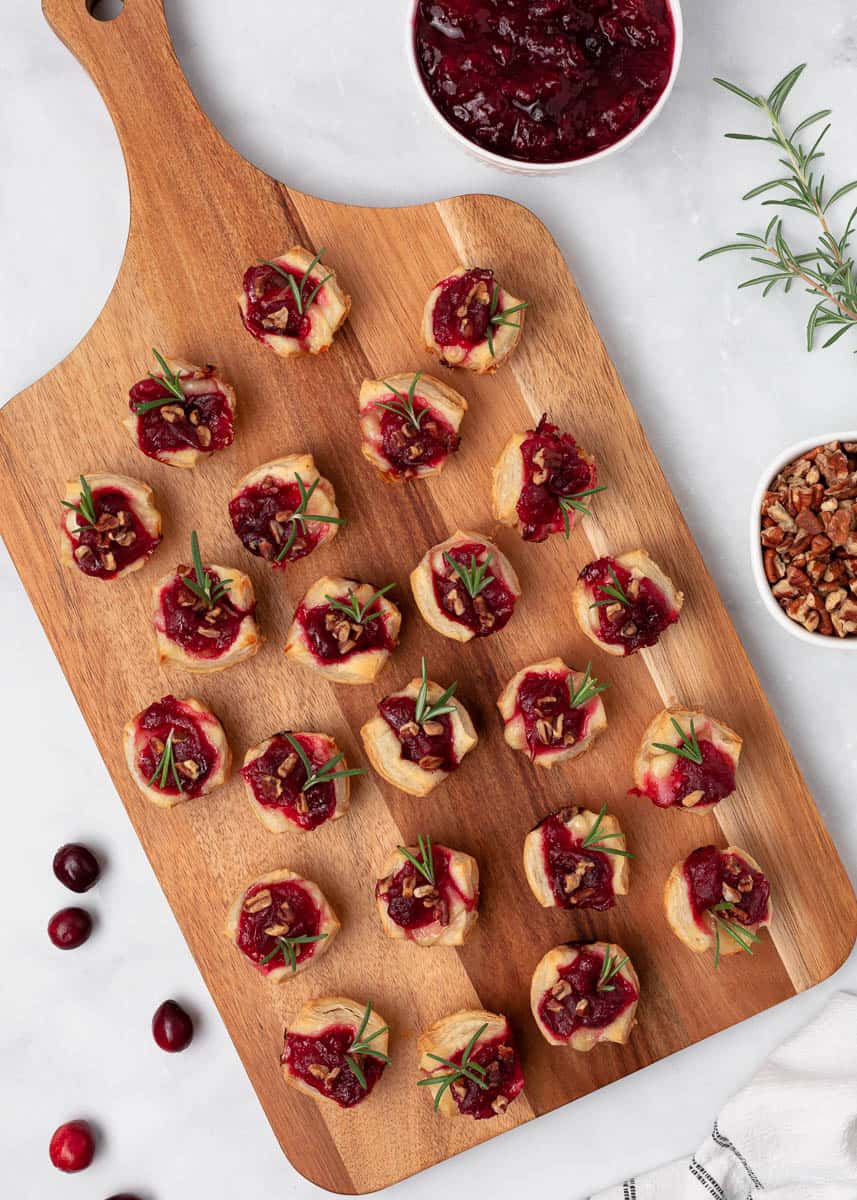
592, 991, 857, 1200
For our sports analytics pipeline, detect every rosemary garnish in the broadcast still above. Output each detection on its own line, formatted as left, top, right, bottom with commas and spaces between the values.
397, 833, 435, 885
344, 1001, 391, 1090
259, 933, 328, 973
710, 903, 761, 969
558, 486, 607, 538
375, 372, 425, 431
652, 717, 703, 765
701, 64, 857, 355
568, 662, 608, 709
275, 473, 345, 562
132, 349, 188, 414
417, 1022, 488, 1110
147, 727, 183, 792
413, 656, 457, 726
61, 474, 97, 527
182, 531, 232, 609
323, 583, 395, 626
486, 284, 529, 358
597, 948, 629, 992
443, 551, 494, 599
589, 566, 630, 609
281, 731, 366, 792
580, 802, 633, 859
259, 248, 331, 316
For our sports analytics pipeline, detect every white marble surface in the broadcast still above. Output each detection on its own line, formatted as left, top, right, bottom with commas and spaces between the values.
2, 2, 856, 1198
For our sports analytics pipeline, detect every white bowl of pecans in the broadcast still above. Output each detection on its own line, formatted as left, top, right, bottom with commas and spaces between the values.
751, 433, 857, 646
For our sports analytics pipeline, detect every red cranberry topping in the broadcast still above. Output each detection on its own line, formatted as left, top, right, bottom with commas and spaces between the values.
447, 1031, 524, 1120
433, 540, 517, 636
53, 843, 100, 893
431, 267, 494, 349
152, 999, 194, 1052
646, 740, 736, 809
49, 1120, 95, 1172
378, 401, 459, 478
237, 880, 323, 973
378, 696, 457, 772
242, 733, 338, 830
517, 415, 597, 541
515, 670, 591, 758
48, 907, 92, 950
539, 811, 615, 910
160, 571, 249, 658
129, 372, 234, 461
581, 556, 678, 652
378, 846, 477, 932
538, 949, 637, 1040
229, 475, 323, 566
415, 0, 675, 164
65, 487, 159, 580
241, 262, 325, 344
283, 1024, 386, 1108
298, 598, 394, 663
683, 846, 770, 931
136, 696, 217, 799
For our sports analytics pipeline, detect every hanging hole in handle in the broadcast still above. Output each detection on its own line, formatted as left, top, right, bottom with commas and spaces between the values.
87, 0, 125, 20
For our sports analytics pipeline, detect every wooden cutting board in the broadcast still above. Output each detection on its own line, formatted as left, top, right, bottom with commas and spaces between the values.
4, 1, 855, 1192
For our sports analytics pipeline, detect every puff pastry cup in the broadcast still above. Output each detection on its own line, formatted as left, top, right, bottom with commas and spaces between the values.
360, 666, 478, 797
411, 529, 521, 642
375, 841, 479, 946
664, 845, 772, 959
228, 453, 341, 568
151, 558, 260, 674
125, 355, 236, 469
238, 245, 350, 357
225, 869, 339, 982
284, 576, 401, 684
530, 942, 640, 1050
60, 472, 162, 581
281, 997, 390, 1108
422, 266, 526, 374
358, 371, 467, 482
492, 413, 599, 542
497, 657, 608, 768
523, 805, 630, 911
573, 548, 683, 656
241, 731, 354, 833
122, 694, 231, 808
634, 708, 742, 812
418, 1009, 525, 1119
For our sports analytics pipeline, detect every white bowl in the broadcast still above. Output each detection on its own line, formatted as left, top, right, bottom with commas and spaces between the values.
750, 432, 857, 649
406, 0, 683, 175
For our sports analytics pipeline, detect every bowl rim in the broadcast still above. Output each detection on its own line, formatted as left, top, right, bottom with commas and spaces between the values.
405, 0, 684, 173
750, 430, 857, 650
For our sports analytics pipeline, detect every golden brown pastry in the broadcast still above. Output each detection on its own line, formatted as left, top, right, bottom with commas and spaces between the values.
284, 577, 401, 684
238, 246, 350, 357
523, 805, 630, 911
281, 998, 390, 1108
375, 836, 479, 946
225, 869, 339, 982
633, 708, 742, 812
124, 353, 236, 469
417, 1009, 524, 1118
422, 266, 527, 373
497, 657, 608, 768
358, 371, 467, 482
241, 730, 357, 833
122, 695, 231, 808
573, 549, 683, 656
530, 942, 639, 1050
60, 472, 162, 581
664, 845, 772, 963
411, 530, 521, 642
229, 453, 342, 567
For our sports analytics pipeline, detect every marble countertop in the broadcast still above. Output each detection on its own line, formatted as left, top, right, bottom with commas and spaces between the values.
2, 2, 856, 1198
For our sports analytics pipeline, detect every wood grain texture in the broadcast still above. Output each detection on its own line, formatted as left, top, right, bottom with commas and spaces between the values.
2, 1, 854, 1191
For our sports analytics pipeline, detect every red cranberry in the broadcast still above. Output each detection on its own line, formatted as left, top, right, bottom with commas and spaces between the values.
53, 843, 100, 893
152, 999, 194, 1052
49, 1120, 95, 1172
48, 907, 92, 950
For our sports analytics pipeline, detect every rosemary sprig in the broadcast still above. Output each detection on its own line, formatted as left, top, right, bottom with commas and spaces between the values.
701, 64, 857, 355
259, 933, 328, 973
396, 833, 435, 885
597, 948, 630, 992
61, 474, 97, 527
580, 802, 633, 859
486, 284, 529, 358
281, 732, 366, 792
148, 727, 183, 792
710, 902, 761, 969
652, 717, 703, 765
259, 248, 331, 316
443, 551, 494, 599
275, 473, 345, 562
568, 662, 608, 709
558, 486, 607, 538
374, 372, 425, 431
344, 1001, 391, 1090
413, 656, 458, 726
589, 566, 630, 609
132, 349, 187, 414
417, 1022, 488, 1110
182, 531, 232, 609
323, 583, 395, 626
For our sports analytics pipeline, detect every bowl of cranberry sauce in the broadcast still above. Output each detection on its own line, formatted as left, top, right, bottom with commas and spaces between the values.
410, 0, 682, 171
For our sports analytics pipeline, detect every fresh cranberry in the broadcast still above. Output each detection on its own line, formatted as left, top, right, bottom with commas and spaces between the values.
152, 999, 194, 1052
48, 907, 92, 950
49, 1120, 95, 1172
53, 843, 100, 893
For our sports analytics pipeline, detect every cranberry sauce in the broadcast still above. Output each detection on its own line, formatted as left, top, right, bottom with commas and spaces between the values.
538, 949, 637, 1040
377, 845, 476, 932
299, 596, 394, 663
648, 740, 736, 809
229, 475, 321, 567
241, 733, 338, 830
515, 669, 591, 758
447, 1030, 524, 1120
517, 415, 597, 541
237, 880, 323, 973
135, 695, 217, 798
539, 811, 615, 910
160, 571, 249, 658
683, 846, 770, 931
433, 540, 516, 636
241, 262, 325, 345
378, 401, 458, 478
129, 372, 233, 460
581, 556, 677, 653
283, 1024, 386, 1108
66, 487, 159, 579
431, 267, 494, 350
415, 0, 676, 164
378, 695, 457, 772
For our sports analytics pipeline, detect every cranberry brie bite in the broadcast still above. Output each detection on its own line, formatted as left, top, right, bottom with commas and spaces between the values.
285, 577, 400, 684
493, 414, 602, 542
229, 454, 342, 568
531, 943, 639, 1050
239, 246, 350, 357
125, 351, 236, 468
152, 532, 260, 673
411, 530, 521, 642
282, 998, 390, 1108
665, 845, 772, 965
361, 657, 477, 797
375, 835, 479, 946
634, 709, 742, 812
422, 266, 527, 374
498, 658, 608, 767
241, 731, 362, 833
358, 370, 466, 482
418, 1010, 524, 1119
573, 549, 683, 656
225, 870, 339, 981
60, 473, 161, 581
122, 695, 231, 807
523, 805, 630, 912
